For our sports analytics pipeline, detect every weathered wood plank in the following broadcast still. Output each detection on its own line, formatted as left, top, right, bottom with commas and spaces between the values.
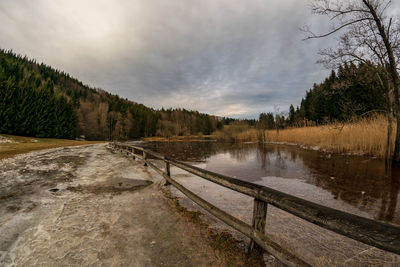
131, 147, 137, 159
143, 149, 165, 160
166, 157, 400, 254
122, 144, 164, 160
146, 160, 165, 177
143, 151, 147, 166
164, 161, 171, 185
249, 199, 267, 255
161, 172, 310, 266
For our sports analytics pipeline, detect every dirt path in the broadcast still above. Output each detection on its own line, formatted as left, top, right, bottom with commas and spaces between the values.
0, 144, 231, 266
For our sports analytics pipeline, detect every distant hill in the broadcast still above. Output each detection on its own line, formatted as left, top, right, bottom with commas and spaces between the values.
0, 49, 228, 140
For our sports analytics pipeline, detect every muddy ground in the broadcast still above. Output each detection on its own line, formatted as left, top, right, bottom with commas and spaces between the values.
0, 144, 241, 266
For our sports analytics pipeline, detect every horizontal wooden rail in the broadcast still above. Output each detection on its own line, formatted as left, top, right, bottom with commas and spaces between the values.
165, 158, 400, 253
112, 142, 400, 265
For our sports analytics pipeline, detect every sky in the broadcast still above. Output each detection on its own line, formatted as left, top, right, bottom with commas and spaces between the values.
0, 0, 398, 118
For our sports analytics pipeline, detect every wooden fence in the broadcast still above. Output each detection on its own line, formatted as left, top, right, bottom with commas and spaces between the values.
112, 142, 400, 266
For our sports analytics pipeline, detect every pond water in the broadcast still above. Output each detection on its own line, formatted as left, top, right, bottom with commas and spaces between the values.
139, 141, 399, 224
132, 141, 400, 265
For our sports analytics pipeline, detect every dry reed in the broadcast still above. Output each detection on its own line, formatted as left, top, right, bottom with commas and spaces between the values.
230, 115, 394, 158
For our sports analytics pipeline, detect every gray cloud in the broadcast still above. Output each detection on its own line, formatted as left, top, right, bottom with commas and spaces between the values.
0, 0, 356, 118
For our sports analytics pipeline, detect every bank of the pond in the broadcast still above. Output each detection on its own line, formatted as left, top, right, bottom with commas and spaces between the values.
0, 134, 105, 159
135, 141, 400, 265
215, 115, 393, 158
143, 135, 215, 142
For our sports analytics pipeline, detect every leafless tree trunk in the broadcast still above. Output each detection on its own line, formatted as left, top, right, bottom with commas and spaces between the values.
376, 69, 395, 164
363, 0, 400, 164
303, 0, 400, 164
386, 86, 394, 166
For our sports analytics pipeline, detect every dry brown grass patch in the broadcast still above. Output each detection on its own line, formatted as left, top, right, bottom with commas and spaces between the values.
0, 134, 105, 159
226, 115, 393, 158
266, 115, 393, 157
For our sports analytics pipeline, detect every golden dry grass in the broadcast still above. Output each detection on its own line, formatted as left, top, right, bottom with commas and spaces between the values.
0, 134, 105, 160
213, 124, 253, 141
231, 115, 394, 158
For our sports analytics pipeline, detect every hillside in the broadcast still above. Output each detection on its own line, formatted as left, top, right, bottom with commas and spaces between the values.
0, 49, 224, 140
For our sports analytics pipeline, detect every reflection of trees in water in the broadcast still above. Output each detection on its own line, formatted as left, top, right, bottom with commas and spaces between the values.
231, 142, 399, 223
255, 145, 399, 223
256, 144, 288, 172
378, 170, 400, 222
256, 144, 271, 169
289, 149, 298, 162
137, 141, 400, 223
223, 143, 253, 162
140, 141, 260, 162
275, 147, 287, 171
138, 141, 221, 161
139, 141, 259, 163
297, 150, 400, 223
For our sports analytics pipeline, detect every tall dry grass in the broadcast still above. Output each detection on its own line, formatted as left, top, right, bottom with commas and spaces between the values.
213, 124, 254, 141
223, 115, 394, 158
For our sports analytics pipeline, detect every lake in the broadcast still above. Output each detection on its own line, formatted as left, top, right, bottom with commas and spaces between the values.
132, 141, 400, 265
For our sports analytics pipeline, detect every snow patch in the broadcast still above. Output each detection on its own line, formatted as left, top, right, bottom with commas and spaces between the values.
0, 136, 15, 143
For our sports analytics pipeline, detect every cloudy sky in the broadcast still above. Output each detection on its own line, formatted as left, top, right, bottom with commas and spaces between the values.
1, 0, 397, 118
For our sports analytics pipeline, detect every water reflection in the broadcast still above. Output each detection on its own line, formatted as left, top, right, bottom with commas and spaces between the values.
134, 141, 400, 224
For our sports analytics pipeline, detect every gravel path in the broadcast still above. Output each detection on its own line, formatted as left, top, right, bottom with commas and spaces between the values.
0, 144, 227, 266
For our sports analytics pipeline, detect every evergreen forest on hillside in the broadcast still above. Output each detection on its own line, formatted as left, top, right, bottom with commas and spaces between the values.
292, 63, 386, 124
259, 62, 388, 129
0, 49, 229, 140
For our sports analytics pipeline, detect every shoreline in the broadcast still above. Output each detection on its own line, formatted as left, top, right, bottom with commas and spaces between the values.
264, 141, 380, 159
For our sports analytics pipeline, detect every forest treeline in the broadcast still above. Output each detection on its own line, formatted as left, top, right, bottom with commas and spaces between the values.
258, 62, 387, 130
0, 49, 230, 140
2, 49, 385, 142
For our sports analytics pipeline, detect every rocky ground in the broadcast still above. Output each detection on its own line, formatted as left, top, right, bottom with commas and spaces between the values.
0, 144, 236, 266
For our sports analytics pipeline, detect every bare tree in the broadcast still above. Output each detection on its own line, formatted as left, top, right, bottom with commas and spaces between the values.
303, 0, 400, 165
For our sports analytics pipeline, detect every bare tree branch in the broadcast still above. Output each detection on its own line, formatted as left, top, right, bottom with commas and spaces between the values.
303, 0, 400, 163
302, 18, 374, 40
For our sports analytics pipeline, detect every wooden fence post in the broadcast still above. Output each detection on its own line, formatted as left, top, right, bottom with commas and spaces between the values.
164, 161, 171, 185
132, 148, 136, 160
143, 151, 147, 166
249, 198, 268, 255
